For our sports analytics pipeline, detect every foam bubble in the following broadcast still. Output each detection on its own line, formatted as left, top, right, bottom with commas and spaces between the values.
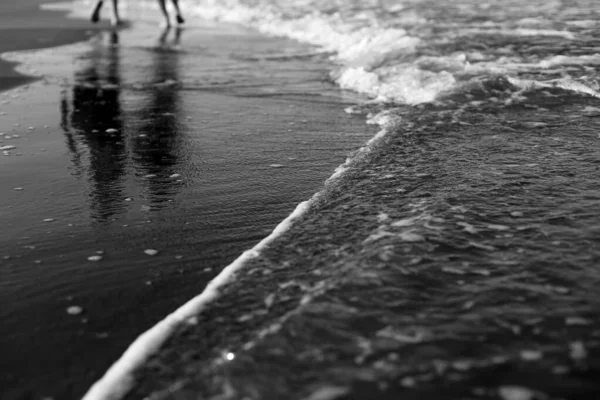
183, 0, 453, 105
507, 76, 600, 98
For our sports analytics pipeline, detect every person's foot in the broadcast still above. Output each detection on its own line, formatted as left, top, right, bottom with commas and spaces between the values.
176, 14, 185, 24
90, 7, 101, 23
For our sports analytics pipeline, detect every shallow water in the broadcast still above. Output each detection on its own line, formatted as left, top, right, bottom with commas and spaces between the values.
83, 1, 600, 399
0, 18, 376, 400
181, 0, 600, 104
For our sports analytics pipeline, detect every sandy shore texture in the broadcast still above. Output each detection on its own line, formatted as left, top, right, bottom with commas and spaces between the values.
117, 84, 600, 399
0, 0, 107, 92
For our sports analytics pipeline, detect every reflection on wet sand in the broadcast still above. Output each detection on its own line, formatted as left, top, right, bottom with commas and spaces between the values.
60, 29, 185, 221
61, 31, 125, 222
132, 27, 184, 211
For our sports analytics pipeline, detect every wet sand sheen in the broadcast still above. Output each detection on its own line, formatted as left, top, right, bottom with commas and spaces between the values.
0, 7, 376, 400
0, 0, 110, 92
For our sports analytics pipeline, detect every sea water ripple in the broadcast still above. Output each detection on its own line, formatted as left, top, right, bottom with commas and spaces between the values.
185, 0, 600, 104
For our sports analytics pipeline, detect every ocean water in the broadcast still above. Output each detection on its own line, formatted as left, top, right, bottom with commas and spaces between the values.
180, 0, 600, 106
74, 1, 600, 399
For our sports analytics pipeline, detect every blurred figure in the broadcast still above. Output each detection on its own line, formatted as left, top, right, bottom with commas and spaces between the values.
90, 0, 121, 26
158, 0, 185, 26
90, 0, 185, 27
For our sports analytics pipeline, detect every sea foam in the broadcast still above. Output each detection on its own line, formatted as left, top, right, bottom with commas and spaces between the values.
59, 0, 600, 104
181, 0, 600, 103
183, 0, 454, 104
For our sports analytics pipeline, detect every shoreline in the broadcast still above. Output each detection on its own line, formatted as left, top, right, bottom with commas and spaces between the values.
0, 0, 106, 93
0, 10, 379, 399
81, 110, 389, 400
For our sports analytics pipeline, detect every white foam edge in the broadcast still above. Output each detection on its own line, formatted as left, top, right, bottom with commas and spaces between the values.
507, 76, 600, 98
82, 204, 309, 400
81, 113, 394, 400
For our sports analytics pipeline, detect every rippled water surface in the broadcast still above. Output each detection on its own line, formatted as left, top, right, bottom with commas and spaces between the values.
181, 0, 600, 103
0, 17, 376, 400
97, 1, 600, 399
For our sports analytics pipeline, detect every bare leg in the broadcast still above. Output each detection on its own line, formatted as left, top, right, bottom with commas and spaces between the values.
110, 0, 122, 26
171, 0, 185, 24
158, 0, 171, 27
90, 0, 103, 23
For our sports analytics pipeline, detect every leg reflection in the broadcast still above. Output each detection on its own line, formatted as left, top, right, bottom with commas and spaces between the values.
61, 92, 83, 178
61, 31, 126, 222
132, 27, 185, 210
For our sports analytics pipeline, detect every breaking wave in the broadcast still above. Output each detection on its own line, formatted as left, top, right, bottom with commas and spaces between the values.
182, 0, 600, 103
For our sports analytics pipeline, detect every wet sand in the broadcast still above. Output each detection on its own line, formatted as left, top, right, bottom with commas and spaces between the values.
0, 5, 377, 400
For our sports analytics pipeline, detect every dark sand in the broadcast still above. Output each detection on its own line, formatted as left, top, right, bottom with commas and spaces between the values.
0, 0, 106, 92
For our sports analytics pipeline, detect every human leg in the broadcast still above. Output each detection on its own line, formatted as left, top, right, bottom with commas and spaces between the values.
171, 0, 185, 24
90, 0, 103, 23
157, 0, 171, 27
110, 0, 122, 26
